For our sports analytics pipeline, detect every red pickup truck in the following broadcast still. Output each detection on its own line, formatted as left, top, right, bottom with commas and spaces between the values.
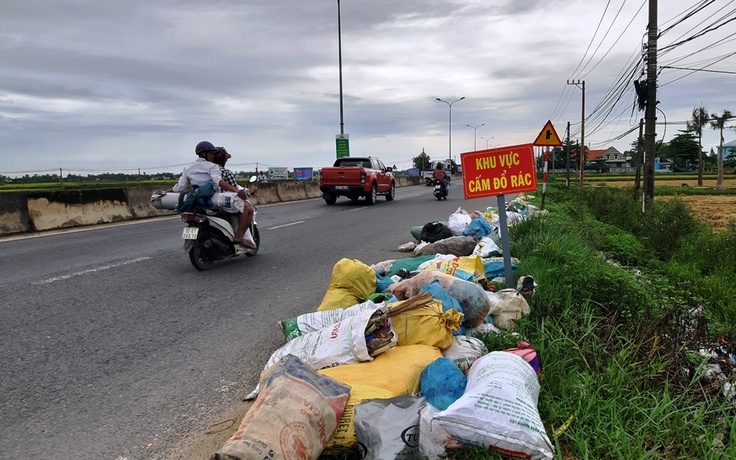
319, 156, 395, 205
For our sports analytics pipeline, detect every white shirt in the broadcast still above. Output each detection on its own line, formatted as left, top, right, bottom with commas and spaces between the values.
172, 158, 223, 193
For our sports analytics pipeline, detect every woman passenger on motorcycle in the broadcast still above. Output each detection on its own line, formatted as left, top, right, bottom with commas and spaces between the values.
165, 141, 255, 248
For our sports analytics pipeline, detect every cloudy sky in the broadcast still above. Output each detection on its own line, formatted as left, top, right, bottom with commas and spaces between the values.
2, 0, 735, 177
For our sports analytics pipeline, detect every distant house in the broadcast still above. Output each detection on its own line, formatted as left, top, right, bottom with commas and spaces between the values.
718, 139, 736, 161
587, 147, 630, 172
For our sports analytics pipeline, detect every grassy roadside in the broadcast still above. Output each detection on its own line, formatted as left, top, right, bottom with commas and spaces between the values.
321, 180, 736, 460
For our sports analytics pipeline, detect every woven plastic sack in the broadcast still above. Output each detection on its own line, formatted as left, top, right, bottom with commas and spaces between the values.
442, 335, 489, 372
317, 259, 377, 311
389, 299, 462, 349
432, 352, 554, 459
212, 355, 350, 460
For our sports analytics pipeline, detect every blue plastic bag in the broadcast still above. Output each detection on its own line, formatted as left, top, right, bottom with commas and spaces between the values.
420, 357, 467, 410
461, 217, 493, 238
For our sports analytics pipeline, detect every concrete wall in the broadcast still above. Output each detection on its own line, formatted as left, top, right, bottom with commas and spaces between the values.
0, 178, 418, 237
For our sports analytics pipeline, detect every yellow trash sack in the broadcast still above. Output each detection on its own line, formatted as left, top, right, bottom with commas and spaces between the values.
388, 299, 462, 350
317, 258, 377, 311
318, 344, 443, 453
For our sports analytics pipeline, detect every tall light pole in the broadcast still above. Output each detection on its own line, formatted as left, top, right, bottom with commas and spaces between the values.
481, 136, 494, 149
436, 97, 465, 168
466, 123, 484, 151
337, 0, 345, 135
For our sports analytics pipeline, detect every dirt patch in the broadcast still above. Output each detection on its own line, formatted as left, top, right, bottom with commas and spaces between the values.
594, 178, 736, 232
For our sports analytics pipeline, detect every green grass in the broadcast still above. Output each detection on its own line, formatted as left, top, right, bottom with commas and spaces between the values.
320, 180, 736, 460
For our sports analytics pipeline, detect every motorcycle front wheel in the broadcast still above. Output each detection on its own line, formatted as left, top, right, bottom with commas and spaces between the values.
189, 244, 215, 271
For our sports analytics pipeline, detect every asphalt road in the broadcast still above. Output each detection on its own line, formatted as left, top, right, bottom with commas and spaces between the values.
0, 182, 504, 459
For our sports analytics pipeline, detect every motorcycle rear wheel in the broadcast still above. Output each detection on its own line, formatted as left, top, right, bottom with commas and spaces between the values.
189, 244, 215, 271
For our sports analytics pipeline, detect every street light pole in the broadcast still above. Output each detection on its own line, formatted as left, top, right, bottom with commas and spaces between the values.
480, 136, 494, 150
436, 97, 465, 168
337, 0, 344, 135
466, 123, 484, 151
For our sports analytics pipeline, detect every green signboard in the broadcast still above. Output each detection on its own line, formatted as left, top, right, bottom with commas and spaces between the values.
336, 135, 350, 159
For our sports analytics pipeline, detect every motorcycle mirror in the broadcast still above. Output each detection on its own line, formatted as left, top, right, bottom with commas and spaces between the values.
249, 176, 257, 183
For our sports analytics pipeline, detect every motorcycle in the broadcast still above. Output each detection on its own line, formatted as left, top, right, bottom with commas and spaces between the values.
151, 183, 260, 271
433, 177, 448, 200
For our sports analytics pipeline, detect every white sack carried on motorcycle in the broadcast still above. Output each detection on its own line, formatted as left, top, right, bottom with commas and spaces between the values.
246, 308, 397, 400
150, 191, 243, 213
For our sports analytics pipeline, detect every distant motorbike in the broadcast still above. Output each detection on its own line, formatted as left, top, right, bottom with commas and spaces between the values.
433, 177, 448, 200
151, 183, 259, 271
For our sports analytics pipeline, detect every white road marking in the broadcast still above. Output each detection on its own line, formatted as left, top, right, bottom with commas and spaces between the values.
267, 221, 305, 230
33, 257, 151, 285
349, 207, 367, 212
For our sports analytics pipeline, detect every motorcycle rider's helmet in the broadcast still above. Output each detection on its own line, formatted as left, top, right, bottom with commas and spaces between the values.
195, 141, 218, 157
212, 147, 231, 166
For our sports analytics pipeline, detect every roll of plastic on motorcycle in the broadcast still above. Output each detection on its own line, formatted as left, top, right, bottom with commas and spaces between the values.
151, 192, 239, 212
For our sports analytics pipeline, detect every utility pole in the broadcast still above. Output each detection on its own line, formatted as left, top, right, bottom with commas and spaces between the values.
565, 122, 571, 188
643, 0, 658, 201
635, 118, 643, 196
567, 80, 585, 184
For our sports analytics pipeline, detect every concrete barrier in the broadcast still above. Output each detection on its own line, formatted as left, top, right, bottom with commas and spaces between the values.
247, 182, 280, 205
0, 192, 33, 235
276, 182, 308, 201
127, 187, 176, 218
0, 180, 423, 237
27, 189, 133, 232
305, 182, 322, 198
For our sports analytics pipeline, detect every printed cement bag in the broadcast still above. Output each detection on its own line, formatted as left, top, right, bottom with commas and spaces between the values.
279, 300, 386, 341
247, 308, 396, 399
354, 394, 426, 460
432, 351, 554, 460
211, 355, 350, 460
427, 255, 487, 283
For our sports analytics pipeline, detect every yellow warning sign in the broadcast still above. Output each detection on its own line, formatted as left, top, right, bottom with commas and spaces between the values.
533, 120, 563, 146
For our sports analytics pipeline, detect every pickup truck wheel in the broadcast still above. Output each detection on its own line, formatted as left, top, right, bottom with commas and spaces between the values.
324, 194, 337, 205
365, 184, 377, 205
385, 182, 395, 201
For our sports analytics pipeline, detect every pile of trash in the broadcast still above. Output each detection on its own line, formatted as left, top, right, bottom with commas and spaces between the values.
210, 195, 554, 460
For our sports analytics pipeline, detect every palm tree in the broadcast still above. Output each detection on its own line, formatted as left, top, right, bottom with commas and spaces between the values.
686, 105, 709, 186
710, 109, 733, 190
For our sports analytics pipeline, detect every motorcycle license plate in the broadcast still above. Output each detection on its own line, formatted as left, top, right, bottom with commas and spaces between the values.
181, 227, 199, 240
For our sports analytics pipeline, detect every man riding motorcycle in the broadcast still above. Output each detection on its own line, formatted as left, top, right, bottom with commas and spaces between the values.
433, 162, 451, 195
164, 141, 255, 248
